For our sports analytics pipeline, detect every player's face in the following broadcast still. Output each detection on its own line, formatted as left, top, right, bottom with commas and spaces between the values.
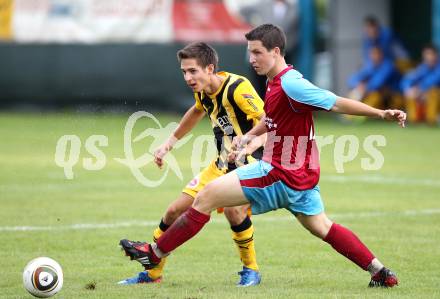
180, 58, 213, 93
248, 40, 277, 76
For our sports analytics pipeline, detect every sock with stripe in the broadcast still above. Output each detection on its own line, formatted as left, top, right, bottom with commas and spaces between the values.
231, 216, 259, 271
147, 219, 169, 280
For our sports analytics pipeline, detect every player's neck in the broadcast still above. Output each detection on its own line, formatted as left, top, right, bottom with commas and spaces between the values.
204, 74, 224, 95
267, 59, 288, 81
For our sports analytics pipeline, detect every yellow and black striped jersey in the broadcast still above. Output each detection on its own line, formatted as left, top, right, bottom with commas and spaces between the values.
194, 71, 264, 171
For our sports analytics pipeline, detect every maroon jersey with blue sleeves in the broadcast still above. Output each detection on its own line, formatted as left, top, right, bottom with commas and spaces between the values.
261, 66, 337, 190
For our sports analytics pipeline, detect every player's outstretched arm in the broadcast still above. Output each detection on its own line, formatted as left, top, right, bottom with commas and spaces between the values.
154, 105, 205, 168
172, 105, 206, 139
331, 97, 406, 127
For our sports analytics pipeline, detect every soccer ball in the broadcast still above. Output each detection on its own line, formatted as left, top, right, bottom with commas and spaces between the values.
23, 257, 63, 298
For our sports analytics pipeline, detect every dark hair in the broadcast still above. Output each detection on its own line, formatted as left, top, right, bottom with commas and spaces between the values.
245, 24, 286, 55
364, 15, 379, 27
177, 42, 218, 71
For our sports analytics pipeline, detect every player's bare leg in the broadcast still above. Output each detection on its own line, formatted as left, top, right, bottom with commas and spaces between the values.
223, 205, 247, 226
193, 171, 250, 213
296, 212, 398, 287
150, 171, 250, 257
295, 212, 332, 238
119, 173, 261, 285
120, 171, 249, 270
162, 193, 195, 224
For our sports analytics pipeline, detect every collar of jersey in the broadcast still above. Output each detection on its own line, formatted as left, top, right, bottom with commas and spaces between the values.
272, 65, 293, 82
205, 71, 230, 98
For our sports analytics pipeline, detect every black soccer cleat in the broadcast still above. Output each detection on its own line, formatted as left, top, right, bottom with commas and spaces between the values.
368, 267, 399, 288
119, 239, 160, 270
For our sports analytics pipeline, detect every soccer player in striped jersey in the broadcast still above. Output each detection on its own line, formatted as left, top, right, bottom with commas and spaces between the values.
119, 42, 265, 287
120, 25, 406, 288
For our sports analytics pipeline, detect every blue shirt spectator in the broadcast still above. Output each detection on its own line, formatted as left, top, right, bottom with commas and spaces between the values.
401, 44, 440, 124
401, 45, 440, 93
348, 47, 401, 93
363, 16, 409, 65
401, 64, 440, 92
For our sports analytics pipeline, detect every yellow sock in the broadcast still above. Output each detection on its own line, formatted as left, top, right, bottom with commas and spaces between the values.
232, 224, 259, 271
147, 226, 167, 280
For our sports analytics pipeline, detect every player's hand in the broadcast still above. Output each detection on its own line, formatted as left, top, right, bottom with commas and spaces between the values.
154, 135, 178, 169
153, 144, 171, 169
231, 135, 251, 151
227, 150, 238, 163
382, 109, 407, 128
231, 136, 242, 151
227, 148, 247, 165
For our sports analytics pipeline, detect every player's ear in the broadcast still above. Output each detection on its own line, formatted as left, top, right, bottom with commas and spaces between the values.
206, 64, 215, 74
273, 47, 281, 56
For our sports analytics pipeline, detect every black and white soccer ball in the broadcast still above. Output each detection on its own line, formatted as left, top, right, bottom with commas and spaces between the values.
23, 257, 63, 298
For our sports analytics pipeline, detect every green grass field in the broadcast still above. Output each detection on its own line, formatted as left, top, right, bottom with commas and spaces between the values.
1, 111, 439, 299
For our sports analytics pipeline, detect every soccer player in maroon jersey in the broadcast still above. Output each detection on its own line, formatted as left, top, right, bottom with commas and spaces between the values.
120, 24, 405, 288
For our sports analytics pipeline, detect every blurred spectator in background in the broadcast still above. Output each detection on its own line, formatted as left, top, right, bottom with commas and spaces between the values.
240, 0, 299, 97
347, 46, 401, 109
401, 44, 440, 125
363, 15, 411, 73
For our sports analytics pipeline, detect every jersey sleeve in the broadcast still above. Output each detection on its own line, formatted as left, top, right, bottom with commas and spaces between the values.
232, 79, 265, 120
281, 69, 337, 111
193, 93, 204, 111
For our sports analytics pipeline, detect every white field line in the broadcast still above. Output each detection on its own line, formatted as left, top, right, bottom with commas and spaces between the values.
1, 175, 439, 193
1, 209, 440, 232
321, 175, 440, 187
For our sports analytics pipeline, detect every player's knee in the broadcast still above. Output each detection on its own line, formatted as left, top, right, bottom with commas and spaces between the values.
299, 213, 333, 239
307, 226, 327, 239
308, 219, 333, 239
224, 206, 247, 226
192, 196, 212, 214
193, 184, 216, 213
321, 219, 334, 238
164, 203, 186, 223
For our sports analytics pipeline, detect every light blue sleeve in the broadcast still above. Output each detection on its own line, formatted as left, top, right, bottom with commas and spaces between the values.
280, 69, 337, 110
